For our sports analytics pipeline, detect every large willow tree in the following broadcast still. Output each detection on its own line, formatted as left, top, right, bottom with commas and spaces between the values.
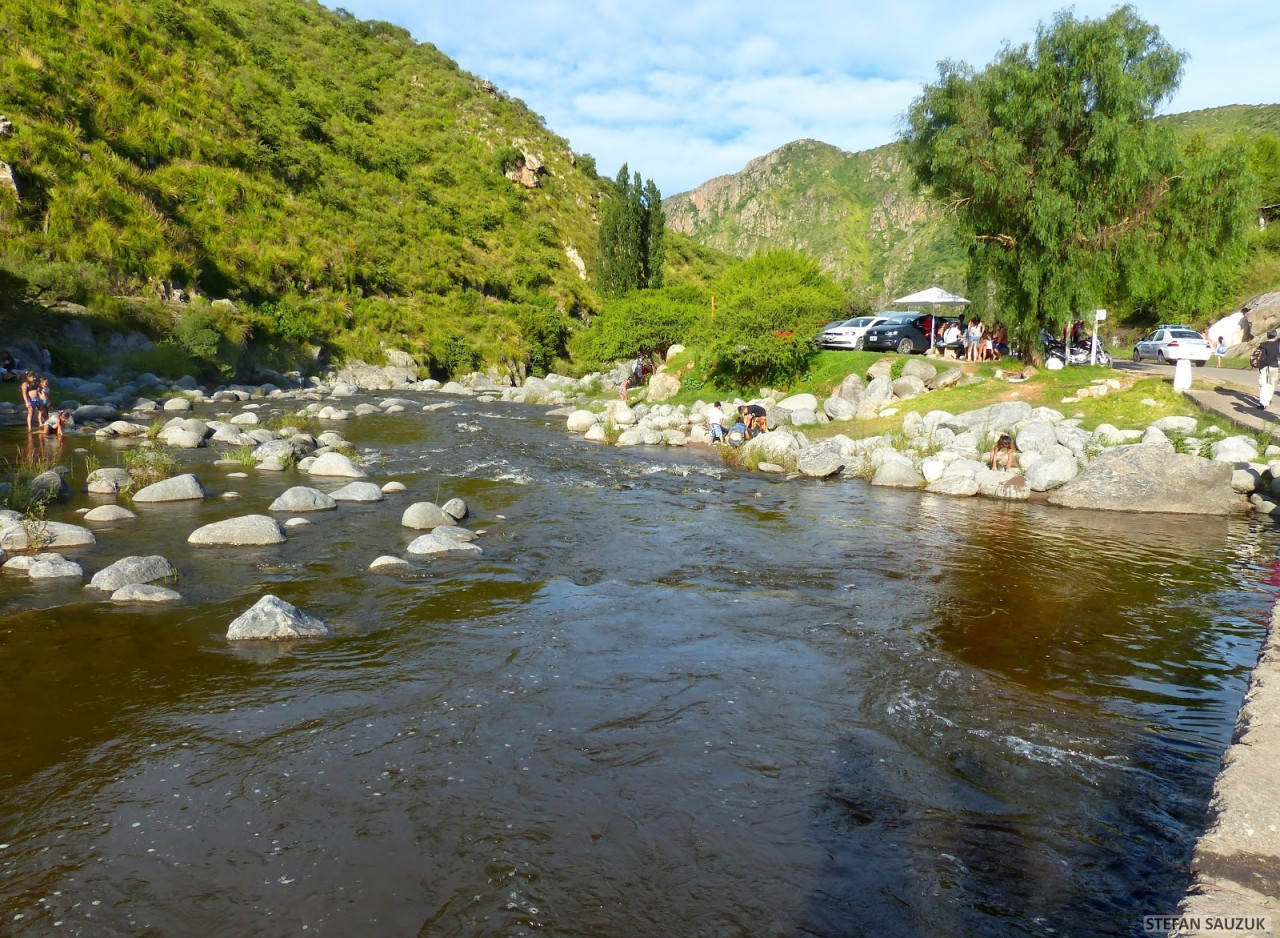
901, 6, 1253, 357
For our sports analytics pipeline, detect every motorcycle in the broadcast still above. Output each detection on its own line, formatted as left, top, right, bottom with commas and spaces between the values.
1042, 331, 1112, 367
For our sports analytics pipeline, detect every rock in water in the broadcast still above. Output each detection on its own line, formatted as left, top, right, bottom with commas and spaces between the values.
441, 498, 468, 521
131, 473, 206, 503
1047, 443, 1234, 514
401, 501, 458, 529
188, 515, 286, 546
306, 452, 366, 478
111, 584, 181, 603
0, 520, 96, 550
328, 482, 383, 502
89, 555, 177, 591
226, 594, 331, 640
268, 486, 337, 512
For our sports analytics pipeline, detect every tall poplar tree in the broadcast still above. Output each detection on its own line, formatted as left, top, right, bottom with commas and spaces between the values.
595, 165, 664, 297
901, 6, 1253, 357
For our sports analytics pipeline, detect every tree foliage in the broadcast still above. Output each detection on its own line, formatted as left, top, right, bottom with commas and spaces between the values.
706, 250, 847, 386
595, 164, 664, 297
575, 284, 707, 364
901, 6, 1254, 351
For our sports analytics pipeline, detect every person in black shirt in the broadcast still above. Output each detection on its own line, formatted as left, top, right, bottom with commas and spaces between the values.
1259, 330, 1280, 410
738, 404, 768, 439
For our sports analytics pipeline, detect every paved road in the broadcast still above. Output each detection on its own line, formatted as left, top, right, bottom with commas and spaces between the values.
1111, 359, 1280, 436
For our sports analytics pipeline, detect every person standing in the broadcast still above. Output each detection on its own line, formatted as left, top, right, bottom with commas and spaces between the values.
1258, 330, 1280, 410
706, 402, 728, 443
1214, 336, 1227, 367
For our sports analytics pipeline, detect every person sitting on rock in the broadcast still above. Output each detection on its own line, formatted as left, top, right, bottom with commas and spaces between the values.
990, 433, 1017, 471
0, 350, 17, 380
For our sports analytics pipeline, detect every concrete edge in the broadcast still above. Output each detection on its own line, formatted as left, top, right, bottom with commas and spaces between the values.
1173, 596, 1280, 936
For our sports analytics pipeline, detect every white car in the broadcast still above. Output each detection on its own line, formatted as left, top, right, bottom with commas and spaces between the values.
819, 314, 890, 351
1132, 327, 1211, 365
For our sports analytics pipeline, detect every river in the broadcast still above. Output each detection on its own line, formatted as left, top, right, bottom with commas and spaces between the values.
1, 392, 1276, 936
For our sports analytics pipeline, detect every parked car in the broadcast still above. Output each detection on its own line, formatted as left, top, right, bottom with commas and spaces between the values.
819, 314, 891, 350
1132, 327, 1210, 365
862, 314, 961, 354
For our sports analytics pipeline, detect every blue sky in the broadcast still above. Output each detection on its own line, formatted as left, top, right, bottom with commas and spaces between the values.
334, 1, 1279, 195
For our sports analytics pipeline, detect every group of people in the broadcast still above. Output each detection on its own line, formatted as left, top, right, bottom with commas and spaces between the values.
19, 371, 68, 436
705, 402, 768, 446
939, 319, 1008, 362
618, 355, 654, 400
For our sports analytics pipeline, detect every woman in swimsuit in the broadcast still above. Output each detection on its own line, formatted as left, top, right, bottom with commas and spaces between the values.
21, 372, 40, 431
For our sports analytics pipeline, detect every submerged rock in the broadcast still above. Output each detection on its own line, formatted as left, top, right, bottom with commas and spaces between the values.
268, 486, 337, 513
0, 520, 96, 551
111, 583, 181, 603
401, 501, 457, 530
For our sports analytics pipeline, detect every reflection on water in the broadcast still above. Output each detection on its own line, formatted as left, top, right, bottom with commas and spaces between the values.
0, 394, 1276, 935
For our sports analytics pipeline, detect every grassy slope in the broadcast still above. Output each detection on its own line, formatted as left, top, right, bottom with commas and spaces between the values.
0, 0, 608, 369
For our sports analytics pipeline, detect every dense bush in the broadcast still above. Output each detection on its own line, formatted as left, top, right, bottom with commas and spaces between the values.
575, 285, 708, 364
706, 250, 848, 386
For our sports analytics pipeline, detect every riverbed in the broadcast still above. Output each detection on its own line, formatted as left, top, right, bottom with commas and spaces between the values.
1, 392, 1276, 936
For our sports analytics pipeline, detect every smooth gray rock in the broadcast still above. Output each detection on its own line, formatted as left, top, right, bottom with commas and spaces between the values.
796, 442, 846, 478
369, 555, 413, 572
566, 410, 598, 433
83, 504, 137, 522
188, 514, 286, 546
891, 375, 927, 401
738, 429, 801, 470
131, 473, 206, 503
268, 486, 337, 512
381, 481, 407, 494
1015, 421, 1059, 454
824, 396, 857, 421
1152, 415, 1198, 435
1048, 444, 1234, 514
974, 469, 1031, 500
29, 557, 84, 579
89, 554, 177, 591
926, 368, 965, 391
30, 470, 69, 502
777, 393, 818, 412
252, 438, 296, 461
871, 462, 924, 488
406, 532, 484, 556
926, 475, 979, 497
902, 359, 938, 382
861, 375, 895, 408
402, 501, 458, 530
837, 373, 864, 400
329, 482, 383, 502
73, 404, 120, 423
111, 583, 181, 603
306, 452, 366, 478
1024, 453, 1079, 492
226, 594, 331, 640
0, 520, 96, 550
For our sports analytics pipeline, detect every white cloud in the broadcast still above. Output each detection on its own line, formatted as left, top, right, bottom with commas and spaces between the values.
335, 0, 1280, 193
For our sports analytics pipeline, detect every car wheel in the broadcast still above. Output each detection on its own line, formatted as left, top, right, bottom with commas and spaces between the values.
1132, 348, 1141, 362
897, 338, 914, 355
1195, 359, 1206, 367
1156, 350, 1167, 364
855, 336, 865, 351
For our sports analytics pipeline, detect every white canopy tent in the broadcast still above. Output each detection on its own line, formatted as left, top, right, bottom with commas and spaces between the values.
892, 287, 970, 348
892, 286, 970, 307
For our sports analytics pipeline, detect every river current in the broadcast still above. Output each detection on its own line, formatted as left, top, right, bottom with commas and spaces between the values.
1, 391, 1277, 936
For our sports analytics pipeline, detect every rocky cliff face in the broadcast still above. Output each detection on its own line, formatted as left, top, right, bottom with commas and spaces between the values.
664, 139, 966, 303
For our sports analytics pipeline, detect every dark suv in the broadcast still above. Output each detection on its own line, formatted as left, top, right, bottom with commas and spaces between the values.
862, 314, 961, 354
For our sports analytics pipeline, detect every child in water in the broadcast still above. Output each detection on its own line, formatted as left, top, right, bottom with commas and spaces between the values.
990, 433, 1017, 471
42, 409, 71, 438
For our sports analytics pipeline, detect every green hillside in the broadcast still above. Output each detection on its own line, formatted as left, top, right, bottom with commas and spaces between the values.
663, 139, 967, 306
0, 0, 614, 376
666, 105, 1280, 315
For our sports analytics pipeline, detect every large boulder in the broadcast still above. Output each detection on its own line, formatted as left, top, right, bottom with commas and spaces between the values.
974, 469, 1031, 500
401, 501, 457, 530
647, 372, 681, 403
738, 429, 801, 470
823, 396, 857, 421
28, 557, 84, 579
73, 404, 120, 423
306, 452, 366, 478
268, 486, 337, 512
777, 393, 818, 412
89, 555, 177, 591
837, 373, 864, 400
188, 515, 286, 546
442, 498, 468, 521
602, 400, 637, 427
566, 410, 599, 433
226, 594, 331, 641
132, 473, 206, 503
861, 376, 895, 408
890, 376, 927, 401
796, 441, 846, 479
29, 470, 69, 502
83, 504, 137, 522
1015, 421, 1059, 455
871, 461, 924, 488
926, 475, 979, 497
926, 368, 965, 391
1047, 444, 1234, 514
1024, 453, 1079, 492
902, 358, 938, 382
1210, 436, 1260, 464
0, 520, 96, 550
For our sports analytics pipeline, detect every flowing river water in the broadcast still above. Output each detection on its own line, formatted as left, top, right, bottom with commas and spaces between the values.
1, 392, 1278, 936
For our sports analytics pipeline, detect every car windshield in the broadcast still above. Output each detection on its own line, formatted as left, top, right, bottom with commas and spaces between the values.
1170, 330, 1203, 340
882, 315, 916, 325
843, 317, 874, 327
